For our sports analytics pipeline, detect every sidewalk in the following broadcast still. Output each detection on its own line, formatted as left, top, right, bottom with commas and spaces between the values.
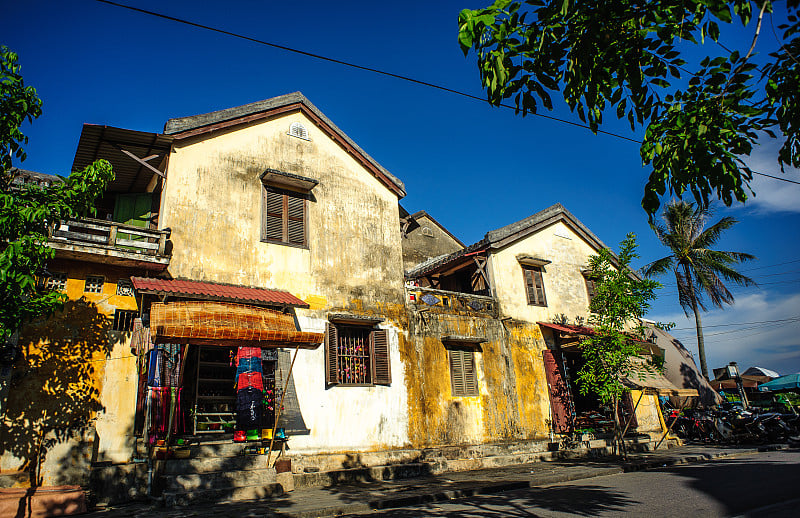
88, 444, 782, 518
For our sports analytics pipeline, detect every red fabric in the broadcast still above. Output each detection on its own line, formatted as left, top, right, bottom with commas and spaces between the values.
233, 430, 246, 442
237, 371, 263, 391
235, 347, 261, 365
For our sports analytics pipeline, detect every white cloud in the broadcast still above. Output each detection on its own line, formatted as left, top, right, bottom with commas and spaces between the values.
740, 139, 800, 214
651, 291, 800, 376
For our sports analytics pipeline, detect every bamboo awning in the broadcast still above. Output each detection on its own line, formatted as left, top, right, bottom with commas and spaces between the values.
149, 301, 323, 348
624, 358, 699, 397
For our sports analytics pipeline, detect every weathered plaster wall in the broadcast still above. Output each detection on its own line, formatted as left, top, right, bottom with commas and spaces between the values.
402, 304, 552, 447
0, 259, 139, 486
284, 315, 409, 453
159, 111, 410, 453
402, 214, 464, 271
490, 221, 597, 324
160, 110, 405, 310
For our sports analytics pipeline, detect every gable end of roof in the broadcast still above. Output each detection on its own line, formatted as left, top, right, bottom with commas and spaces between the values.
163, 92, 405, 198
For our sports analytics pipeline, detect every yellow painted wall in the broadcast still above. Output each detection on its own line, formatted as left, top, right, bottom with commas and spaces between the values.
402, 306, 553, 447
160, 111, 405, 312
0, 259, 139, 486
490, 221, 597, 324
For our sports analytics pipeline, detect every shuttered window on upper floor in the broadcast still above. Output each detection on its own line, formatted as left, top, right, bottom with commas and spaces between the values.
448, 347, 478, 397
262, 185, 307, 248
522, 265, 547, 306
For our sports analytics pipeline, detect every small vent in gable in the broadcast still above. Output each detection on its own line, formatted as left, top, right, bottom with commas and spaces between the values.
421, 226, 434, 237
289, 122, 309, 140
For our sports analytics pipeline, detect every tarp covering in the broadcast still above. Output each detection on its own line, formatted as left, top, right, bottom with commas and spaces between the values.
624, 358, 699, 397
758, 373, 800, 392
150, 301, 323, 348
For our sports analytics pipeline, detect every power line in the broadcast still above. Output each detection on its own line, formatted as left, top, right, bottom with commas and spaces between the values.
670, 318, 800, 340
741, 259, 800, 272
93, 0, 800, 186
669, 316, 800, 331
658, 278, 800, 297
657, 269, 800, 287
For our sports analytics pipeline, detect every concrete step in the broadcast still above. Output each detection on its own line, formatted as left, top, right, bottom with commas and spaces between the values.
162, 482, 284, 507
160, 452, 272, 475
162, 466, 277, 492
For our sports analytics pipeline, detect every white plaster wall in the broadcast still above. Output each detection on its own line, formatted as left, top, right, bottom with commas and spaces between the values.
159, 110, 405, 308
490, 221, 598, 323
287, 315, 409, 452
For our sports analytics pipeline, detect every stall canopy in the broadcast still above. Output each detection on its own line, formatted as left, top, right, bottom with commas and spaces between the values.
759, 373, 800, 392
149, 301, 323, 348
624, 358, 699, 397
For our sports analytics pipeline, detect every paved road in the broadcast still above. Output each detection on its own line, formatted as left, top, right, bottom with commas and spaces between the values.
345, 450, 800, 517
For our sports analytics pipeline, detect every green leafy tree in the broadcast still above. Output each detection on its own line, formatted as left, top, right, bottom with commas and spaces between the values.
577, 233, 660, 457
642, 200, 755, 379
1, 47, 114, 365
458, 1, 800, 218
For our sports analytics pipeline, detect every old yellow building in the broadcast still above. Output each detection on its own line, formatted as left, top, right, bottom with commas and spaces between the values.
0, 94, 689, 504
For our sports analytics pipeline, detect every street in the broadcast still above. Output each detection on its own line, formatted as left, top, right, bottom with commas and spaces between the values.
345, 450, 800, 517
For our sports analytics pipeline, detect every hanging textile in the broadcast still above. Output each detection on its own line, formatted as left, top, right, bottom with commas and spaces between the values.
234, 345, 264, 434
236, 387, 263, 430
236, 356, 263, 376
237, 371, 264, 391
234, 347, 261, 366
147, 387, 185, 442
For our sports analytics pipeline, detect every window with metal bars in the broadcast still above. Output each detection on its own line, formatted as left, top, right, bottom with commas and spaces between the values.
325, 323, 391, 386
46, 272, 67, 292
262, 186, 307, 247
112, 309, 139, 331
448, 347, 479, 397
522, 266, 547, 306
84, 275, 105, 294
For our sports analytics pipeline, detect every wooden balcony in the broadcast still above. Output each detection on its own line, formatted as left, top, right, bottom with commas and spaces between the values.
48, 217, 171, 270
405, 286, 498, 317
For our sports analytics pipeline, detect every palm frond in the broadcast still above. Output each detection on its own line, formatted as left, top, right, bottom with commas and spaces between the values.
641, 256, 673, 277
694, 216, 737, 248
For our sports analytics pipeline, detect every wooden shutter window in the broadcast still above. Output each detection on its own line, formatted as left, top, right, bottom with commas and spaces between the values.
584, 276, 597, 303
523, 266, 547, 306
325, 322, 339, 385
287, 195, 305, 245
449, 348, 478, 397
371, 329, 391, 385
262, 186, 307, 247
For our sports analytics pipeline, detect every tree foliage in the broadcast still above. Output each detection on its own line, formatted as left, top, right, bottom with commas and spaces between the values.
458, 0, 800, 218
642, 200, 755, 378
576, 234, 660, 455
0, 47, 114, 347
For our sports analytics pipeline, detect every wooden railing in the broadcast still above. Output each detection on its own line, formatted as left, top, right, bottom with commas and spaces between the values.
406, 286, 497, 317
50, 217, 171, 257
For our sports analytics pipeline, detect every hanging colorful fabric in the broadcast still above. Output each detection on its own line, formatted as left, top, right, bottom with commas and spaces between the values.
237, 371, 264, 391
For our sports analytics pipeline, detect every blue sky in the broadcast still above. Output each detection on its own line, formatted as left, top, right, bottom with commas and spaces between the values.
3, 0, 799, 374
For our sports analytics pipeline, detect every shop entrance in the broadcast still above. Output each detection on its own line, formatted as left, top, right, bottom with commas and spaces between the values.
185, 345, 278, 435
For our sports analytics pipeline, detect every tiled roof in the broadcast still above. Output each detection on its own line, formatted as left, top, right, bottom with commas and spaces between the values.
130, 277, 308, 308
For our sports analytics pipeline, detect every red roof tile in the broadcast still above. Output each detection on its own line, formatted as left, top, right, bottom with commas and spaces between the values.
131, 277, 308, 308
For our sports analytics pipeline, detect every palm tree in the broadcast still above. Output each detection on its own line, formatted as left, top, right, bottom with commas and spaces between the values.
643, 201, 756, 379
